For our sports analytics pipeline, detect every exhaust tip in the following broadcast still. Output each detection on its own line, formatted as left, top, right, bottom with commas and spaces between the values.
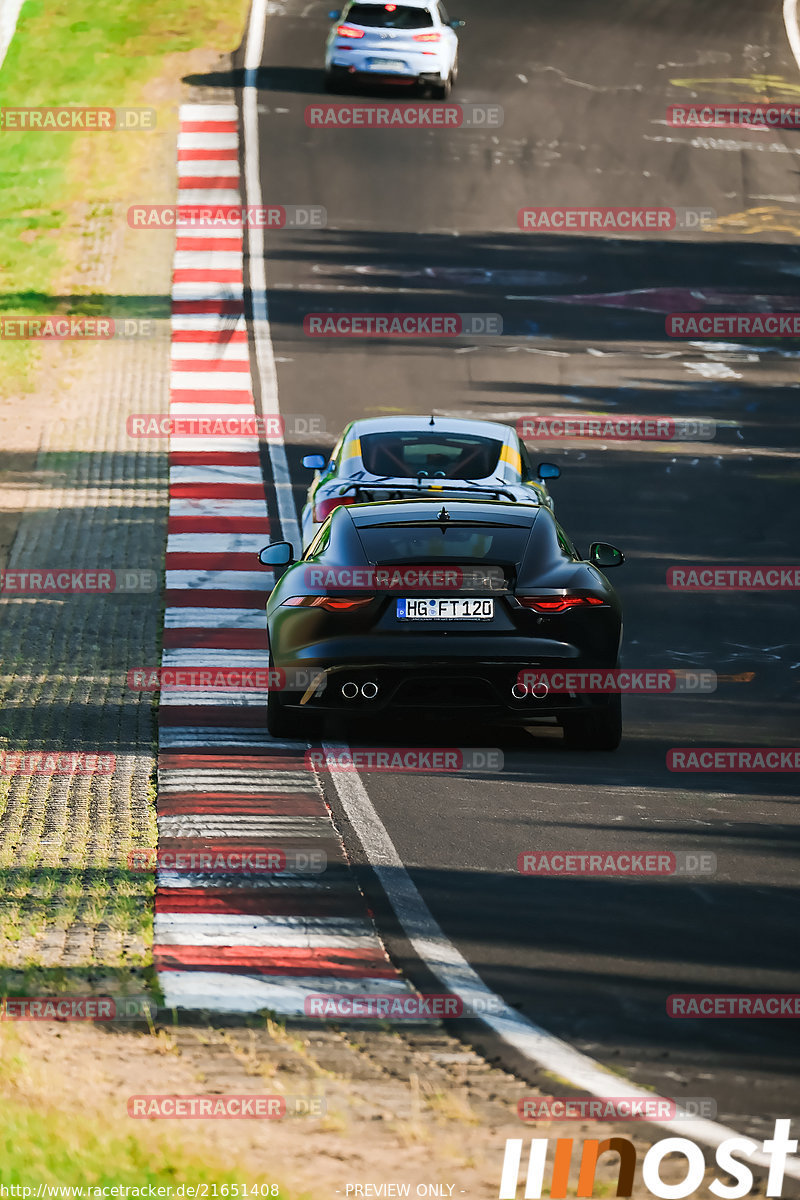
531, 680, 549, 699
361, 681, 379, 700
341, 681, 359, 700
511, 682, 529, 700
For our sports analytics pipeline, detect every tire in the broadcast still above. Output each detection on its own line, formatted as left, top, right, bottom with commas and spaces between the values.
562, 694, 622, 752
266, 658, 322, 740
431, 70, 453, 100
267, 688, 322, 740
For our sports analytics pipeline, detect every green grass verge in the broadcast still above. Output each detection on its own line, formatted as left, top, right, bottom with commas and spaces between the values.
0, 1026, 280, 1188
0, 0, 248, 391
0, 1100, 251, 1188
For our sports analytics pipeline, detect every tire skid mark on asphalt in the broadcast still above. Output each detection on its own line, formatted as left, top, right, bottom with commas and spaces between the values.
156, 103, 415, 1013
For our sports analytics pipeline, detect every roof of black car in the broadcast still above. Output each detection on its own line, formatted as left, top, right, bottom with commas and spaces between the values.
344, 499, 543, 528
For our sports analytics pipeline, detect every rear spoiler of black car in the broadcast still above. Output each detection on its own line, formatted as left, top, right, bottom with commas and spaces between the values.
338, 483, 532, 505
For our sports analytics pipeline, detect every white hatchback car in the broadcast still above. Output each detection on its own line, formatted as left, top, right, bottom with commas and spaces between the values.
324, 0, 464, 98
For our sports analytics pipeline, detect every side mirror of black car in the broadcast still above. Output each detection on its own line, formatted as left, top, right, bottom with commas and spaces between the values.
302, 454, 326, 470
537, 462, 560, 480
258, 542, 295, 567
589, 542, 625, 569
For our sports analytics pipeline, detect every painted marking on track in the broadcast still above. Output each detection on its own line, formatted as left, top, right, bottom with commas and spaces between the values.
156, 101, 413, 1014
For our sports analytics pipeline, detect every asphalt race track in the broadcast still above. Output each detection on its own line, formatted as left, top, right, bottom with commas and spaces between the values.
225, 0, 800, 1140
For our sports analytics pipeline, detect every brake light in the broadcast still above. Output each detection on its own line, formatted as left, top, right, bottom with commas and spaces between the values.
337, 24, 364, 37
282, 596, 373, 612
413, 30, 441, 40
517, 596, 605, 613
314, 495, 356, 522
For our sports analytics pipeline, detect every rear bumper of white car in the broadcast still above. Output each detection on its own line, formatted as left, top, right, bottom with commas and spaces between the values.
326, 46, 449, 83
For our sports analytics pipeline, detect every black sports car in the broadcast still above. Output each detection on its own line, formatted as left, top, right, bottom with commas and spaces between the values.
258, 499, 625, 749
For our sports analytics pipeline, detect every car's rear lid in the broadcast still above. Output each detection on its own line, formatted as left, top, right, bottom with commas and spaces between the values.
341, 2, 435, 32
351, 510, 537, 593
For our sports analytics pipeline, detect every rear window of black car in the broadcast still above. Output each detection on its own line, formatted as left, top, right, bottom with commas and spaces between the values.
355, 523, 532, 564
359, 432, 503, 479
344, 4, 435, 28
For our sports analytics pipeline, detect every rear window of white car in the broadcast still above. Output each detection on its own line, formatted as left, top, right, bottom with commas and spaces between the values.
359, 432, 503, 480
344, 4, 435, 29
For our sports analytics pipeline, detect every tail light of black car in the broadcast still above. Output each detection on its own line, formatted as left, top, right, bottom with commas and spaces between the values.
281, 596, 373, 612
516, 595, 606, 613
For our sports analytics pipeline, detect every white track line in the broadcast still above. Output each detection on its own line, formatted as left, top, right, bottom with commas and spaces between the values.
785, 0, 800, 73
242, 0, 800, 1169
243, 0, 301, 550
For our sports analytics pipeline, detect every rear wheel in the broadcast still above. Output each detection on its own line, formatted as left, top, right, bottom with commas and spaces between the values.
431, 68, 453, 100
562, 694, 622, 751
266, 660, 322, 740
